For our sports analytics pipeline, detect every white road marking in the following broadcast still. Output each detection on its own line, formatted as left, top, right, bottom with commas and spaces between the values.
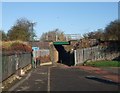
40, 62, 52, 66
47, 67, 51, 92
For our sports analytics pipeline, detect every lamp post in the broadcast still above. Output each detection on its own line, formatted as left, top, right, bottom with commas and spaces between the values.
30, 22, 36, 41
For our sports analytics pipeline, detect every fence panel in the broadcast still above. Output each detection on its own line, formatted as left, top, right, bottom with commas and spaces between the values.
75, 46, 120, 65
18, 53, 32, 69
1, 52, 31, 82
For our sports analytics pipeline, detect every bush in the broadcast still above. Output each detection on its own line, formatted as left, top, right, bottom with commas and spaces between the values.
11, 42, 32, 52
2, 41, 32, 55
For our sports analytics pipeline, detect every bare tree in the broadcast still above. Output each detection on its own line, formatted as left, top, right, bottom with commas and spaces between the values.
105, 20, 120, 40
7, 18, 36, 41
40, 29, 65, 41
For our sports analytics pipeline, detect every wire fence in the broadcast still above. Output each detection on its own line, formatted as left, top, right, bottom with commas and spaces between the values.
74, 46, 120, 65
33, 49, 50, 57
32, 49, 51, 63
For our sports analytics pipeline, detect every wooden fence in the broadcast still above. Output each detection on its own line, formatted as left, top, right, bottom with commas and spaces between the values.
74, 46, 120, 65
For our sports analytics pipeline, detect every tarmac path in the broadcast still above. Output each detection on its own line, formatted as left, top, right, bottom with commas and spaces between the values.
8, 64, 119, 92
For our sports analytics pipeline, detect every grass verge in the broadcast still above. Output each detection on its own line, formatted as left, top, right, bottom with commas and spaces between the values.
85, 60, 120, 67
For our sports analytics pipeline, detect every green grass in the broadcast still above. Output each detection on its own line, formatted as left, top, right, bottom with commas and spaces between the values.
85, 60, 120, 67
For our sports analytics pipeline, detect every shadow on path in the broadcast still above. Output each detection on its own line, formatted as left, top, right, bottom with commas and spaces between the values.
85, 76, 120, 86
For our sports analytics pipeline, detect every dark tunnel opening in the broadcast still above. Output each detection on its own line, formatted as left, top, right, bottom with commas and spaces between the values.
54, 45, 75, 66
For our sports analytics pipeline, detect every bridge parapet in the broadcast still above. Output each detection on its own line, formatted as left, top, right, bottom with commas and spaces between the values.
65, 34, 81, 41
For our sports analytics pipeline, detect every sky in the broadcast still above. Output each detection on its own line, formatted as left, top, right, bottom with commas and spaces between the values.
2, 2, 118, 38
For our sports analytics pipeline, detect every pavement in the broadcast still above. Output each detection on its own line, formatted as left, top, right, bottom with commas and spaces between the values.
8, 65, 51, 91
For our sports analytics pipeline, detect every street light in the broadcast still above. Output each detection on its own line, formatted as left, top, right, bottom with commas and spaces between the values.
30, 22, 36, 41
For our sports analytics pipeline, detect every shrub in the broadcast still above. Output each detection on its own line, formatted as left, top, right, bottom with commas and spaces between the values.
2, 41, 32, 55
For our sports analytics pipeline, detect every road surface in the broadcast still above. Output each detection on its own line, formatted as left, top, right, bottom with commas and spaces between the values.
8, 64, 119, 92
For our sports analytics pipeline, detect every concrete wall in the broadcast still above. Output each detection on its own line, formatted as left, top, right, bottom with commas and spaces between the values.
53, 46, 58, 63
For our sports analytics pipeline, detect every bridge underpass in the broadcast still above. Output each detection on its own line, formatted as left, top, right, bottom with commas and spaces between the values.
53, 41, 75, 66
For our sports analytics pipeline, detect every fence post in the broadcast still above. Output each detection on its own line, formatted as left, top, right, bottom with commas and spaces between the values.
83, 48, 84, 63
74, 50, 77, 66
